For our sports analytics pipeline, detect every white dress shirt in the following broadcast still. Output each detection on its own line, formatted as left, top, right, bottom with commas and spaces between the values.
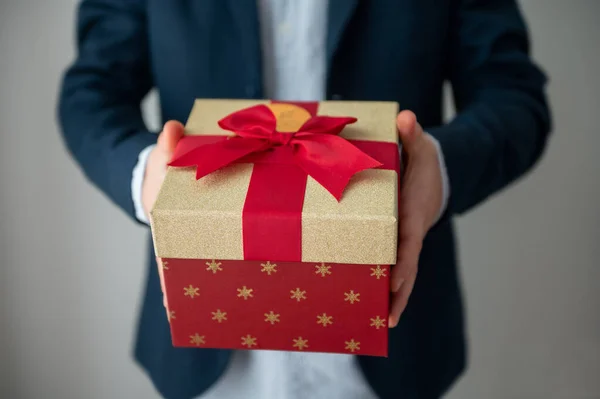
131, 1, 450, 397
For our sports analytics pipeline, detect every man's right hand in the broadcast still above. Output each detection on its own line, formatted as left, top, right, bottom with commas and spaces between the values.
142, 120, 185, 314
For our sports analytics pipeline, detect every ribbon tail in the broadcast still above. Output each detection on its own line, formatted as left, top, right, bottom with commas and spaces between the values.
293, 135, 383, 201
169, 136, 268, 179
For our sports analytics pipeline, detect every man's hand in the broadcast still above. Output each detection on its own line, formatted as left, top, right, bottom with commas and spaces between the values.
142, 120, 185, 313
389, 111, 444, 328
142, 121, 185, 219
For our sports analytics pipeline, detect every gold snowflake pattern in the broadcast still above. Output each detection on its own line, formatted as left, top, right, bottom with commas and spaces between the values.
211, 309, 227, 323
292, 337, 309, 351
162, 261, 169, 271
237, 286, 254, 300
290, 288, 307, 302
370, 265, 387, 279
260, 261, 278, 275
344, 290, 360, 304
314, 263, 332, 277
189, 333, 206, 346
241, 334, 257, 348
345, 339, 360, 353
264, 311, 281, 325
168, 310, 176, 321
183, 285, 200, 298
316, 313, 333, 327
205, 260, 223, 274
370, 316, 386, 329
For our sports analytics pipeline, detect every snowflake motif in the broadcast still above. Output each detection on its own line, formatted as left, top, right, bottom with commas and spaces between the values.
314, 263, 332, 277
344, 290, 360, 304
260, 261, 278, 276
168, 310, 176, 321
237, 286, 254, 300
211, 309, 227, 323
316, 313, 333, 327
264, 311, 281, 325
241, 334, 257, 348
290, 288, 307, 301
183, 285, 200, 298
370, 265, 387, 279
370, 316, 386, 329
205, 260, 223, 274
189, 333, 206, 346
345, 339, 361, 353
162, 261, 169, 271
292, 337, 309, 351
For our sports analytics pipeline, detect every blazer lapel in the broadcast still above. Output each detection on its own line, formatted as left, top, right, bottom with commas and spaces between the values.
226, 0, 263, 97
327, 0, 360, 68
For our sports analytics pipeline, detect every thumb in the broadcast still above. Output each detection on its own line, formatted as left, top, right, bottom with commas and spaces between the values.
396, 111, 424, 154
157, 120, 185, 153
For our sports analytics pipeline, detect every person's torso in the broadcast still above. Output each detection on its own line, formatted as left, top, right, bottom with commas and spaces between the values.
135, 2, 466, 398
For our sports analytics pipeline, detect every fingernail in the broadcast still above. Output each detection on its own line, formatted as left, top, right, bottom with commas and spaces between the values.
392, 278, 404, 293
388, 315, 397, 328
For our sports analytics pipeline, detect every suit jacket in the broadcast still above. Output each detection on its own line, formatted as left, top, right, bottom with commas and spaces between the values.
57, 1, 551, 398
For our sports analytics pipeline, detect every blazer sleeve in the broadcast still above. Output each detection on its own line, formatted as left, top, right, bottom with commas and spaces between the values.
57, 0, 156, 221
428, 0, 552, 216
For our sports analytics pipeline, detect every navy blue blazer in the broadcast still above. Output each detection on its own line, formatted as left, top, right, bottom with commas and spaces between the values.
57, 1, 551, 398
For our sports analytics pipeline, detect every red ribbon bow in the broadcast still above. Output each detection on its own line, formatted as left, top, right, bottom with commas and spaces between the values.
169, 104, 383, 200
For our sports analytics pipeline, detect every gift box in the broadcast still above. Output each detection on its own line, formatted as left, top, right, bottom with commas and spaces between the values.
150, 99, 399, 356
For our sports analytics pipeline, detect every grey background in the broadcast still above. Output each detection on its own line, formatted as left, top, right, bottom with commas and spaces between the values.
1, 1, 598, 398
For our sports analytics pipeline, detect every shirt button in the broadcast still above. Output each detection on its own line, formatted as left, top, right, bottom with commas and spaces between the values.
332, 94, 344, 100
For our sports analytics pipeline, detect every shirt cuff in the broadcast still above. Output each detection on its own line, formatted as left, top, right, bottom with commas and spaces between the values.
131, 144, 156, 225
426, 133, 450, 224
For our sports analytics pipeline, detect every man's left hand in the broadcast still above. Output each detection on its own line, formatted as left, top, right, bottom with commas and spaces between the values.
389, 111, 445, 328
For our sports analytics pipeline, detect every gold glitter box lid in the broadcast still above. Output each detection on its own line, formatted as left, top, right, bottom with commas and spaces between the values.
150, 99, 399, 265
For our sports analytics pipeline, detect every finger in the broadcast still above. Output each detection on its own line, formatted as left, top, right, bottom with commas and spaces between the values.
396, 111, 424, 153
391, 216, 424, 292
391, 238, 420, 293
157, 120, 185, 153
389, 272, 416, 328
156, 256, 169, 310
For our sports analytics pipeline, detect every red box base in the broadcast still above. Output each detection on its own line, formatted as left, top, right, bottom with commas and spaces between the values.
162, 258, 389, 357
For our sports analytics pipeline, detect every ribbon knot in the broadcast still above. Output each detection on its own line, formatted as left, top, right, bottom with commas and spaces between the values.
169, 104, 383, 201
270, 130, 295, 146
